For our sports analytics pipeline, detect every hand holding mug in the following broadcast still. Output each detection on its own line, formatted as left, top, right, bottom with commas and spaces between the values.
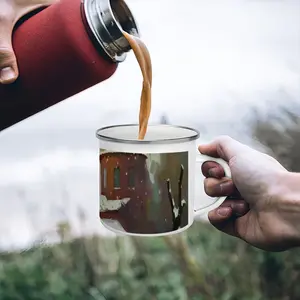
199, 135, 300, 252
0, 0, 56, 83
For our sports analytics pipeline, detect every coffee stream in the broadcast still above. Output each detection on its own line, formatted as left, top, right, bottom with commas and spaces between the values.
122, 31, 152, 140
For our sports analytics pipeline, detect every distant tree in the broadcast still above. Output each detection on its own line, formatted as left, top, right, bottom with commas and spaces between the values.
160, 114, 169, 124
253, 107, 300, 171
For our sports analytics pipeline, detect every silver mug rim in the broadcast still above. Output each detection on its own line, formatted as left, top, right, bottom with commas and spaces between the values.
95, 124, 200, 144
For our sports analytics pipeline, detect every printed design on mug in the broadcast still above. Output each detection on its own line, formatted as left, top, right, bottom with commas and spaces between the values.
99, 149, 189, 234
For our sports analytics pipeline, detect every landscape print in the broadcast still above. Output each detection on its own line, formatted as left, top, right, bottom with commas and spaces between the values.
99, 149, 189, 234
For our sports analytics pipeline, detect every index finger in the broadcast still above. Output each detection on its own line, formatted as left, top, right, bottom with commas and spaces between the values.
198, 135, 247, 161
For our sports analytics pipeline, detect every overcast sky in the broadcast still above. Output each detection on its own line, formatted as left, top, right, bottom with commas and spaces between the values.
0, 0, 299, 250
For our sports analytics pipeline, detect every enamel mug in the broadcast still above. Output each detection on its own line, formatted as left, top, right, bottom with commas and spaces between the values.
96, 124, 231, 236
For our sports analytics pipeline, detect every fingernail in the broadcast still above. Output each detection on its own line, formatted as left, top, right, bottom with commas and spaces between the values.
208, 167, 217, 177
232, 202, 246, 210
0, 67, 16, 82
232, 202, 249, 216
219, 181, 232, 194
217, 207, 231, 217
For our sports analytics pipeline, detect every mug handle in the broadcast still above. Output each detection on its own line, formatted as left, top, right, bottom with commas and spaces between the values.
194, 154, 232, 216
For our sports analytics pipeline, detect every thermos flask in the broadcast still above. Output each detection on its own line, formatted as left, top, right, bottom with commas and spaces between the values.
0, 0, 139, 131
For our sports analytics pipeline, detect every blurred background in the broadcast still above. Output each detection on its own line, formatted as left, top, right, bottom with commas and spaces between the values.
0, 0, 299, 299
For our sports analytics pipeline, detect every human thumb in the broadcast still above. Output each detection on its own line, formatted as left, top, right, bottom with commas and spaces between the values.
0, 31, 18, 84
198, 135, 250, 162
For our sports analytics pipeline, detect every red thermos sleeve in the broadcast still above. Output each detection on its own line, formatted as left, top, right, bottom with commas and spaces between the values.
0, 0, 118, 131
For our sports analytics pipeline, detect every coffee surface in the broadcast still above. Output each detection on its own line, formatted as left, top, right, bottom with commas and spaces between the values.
123, 31, 152, 140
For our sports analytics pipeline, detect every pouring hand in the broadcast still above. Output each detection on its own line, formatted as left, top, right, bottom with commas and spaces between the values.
0, 0, 57, 84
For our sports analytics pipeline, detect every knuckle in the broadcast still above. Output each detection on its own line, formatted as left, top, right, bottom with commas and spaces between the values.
0, 49, 16, 67
0, 14, 8, 24
215, 135, 234, 159
228, 154, 238, 167
0, 6, 14, 24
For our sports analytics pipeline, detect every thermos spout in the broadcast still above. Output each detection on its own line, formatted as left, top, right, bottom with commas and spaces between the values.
82, 0, 140, 62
